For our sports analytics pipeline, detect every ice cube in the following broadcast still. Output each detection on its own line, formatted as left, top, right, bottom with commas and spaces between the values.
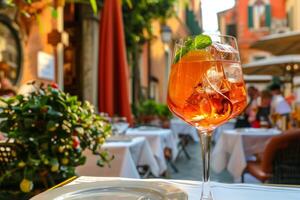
223, 62, 243, 83
212, 42, 237, 53
210, 42, 239, 61
203, 66, 224, 93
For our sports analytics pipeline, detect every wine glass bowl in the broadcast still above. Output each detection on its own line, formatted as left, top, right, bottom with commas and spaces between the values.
167, 34, 247, 199
168, 35, 246, 132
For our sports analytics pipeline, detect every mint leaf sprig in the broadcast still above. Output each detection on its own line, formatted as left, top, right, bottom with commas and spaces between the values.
173, 34, 212, 64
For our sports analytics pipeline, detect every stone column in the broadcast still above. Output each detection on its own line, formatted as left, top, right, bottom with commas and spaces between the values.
81, 6, 100, 107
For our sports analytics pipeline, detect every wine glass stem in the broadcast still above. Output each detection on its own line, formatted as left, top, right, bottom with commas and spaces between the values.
199, 131, 213, 200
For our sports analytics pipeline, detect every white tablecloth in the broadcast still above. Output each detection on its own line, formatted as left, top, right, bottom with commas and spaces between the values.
112, 122, 129, 134
170, 118, 199, 142
65, 176, 300, 200
126, 127, 179, 174
76, 137, 160, 178
212, 128, 281, 181
213, 120, 236, 142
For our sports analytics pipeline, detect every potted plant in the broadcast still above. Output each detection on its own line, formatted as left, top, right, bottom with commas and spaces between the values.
136, 100, 159, 125
156, 104, 172, 128
0, 83, 111, 199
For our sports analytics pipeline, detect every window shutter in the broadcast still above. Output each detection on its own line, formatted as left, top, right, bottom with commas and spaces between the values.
248, 6, 254, 28
266, 4, 271, 27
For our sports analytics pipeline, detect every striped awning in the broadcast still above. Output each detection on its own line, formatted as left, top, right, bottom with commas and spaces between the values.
243, 55, 300, 76
251, 31, 300, 55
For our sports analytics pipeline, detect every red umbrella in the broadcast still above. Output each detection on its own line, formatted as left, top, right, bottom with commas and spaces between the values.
98, 0, 132, 124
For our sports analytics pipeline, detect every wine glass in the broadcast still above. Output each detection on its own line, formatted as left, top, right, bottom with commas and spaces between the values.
167, 34, 247, 199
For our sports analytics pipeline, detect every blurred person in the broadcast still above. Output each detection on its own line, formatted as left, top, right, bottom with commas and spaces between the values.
269, 84, 291, 130
247, 86, 260, 124
251, 90, 272, 128
270, 84, 291, 115
235, 86, 259, 128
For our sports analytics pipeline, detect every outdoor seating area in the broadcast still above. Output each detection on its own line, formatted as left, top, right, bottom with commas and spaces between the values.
1, 0, 300, 200
75, 116, 199, 179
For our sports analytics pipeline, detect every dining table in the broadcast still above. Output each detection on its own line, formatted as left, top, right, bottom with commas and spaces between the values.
212, 128, 281, 181
76, 136, 160, 178
170, 118, 199, 142
213, 119, 236, 142
32, 176, 300, 200
126, 126, 179, 174
112, 122, 129, 134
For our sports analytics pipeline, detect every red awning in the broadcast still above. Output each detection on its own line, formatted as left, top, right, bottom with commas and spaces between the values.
98, 0, 132, 124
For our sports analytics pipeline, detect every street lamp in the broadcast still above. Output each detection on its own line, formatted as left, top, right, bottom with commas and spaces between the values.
161, 25, 172, 44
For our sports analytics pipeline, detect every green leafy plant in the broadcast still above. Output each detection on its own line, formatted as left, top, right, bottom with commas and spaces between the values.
156, 104, 172, 119
0, 83, 111, 197
135, 99, 172, 125
122, 0, 176, 55
136, 99, 158, 117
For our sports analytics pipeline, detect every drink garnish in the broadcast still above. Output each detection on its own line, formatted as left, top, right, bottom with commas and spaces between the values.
173, 34, 212, 64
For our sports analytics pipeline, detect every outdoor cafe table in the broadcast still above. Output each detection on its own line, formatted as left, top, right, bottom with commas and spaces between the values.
32, 176, 300, 200
170, 118, 199, 142
212, 128, 281, 181
126, 127, 179, 174
213, 119, 236, 142
76, 136, 160, 178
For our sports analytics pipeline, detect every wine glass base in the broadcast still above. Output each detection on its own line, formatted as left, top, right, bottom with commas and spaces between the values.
200, 193, 213, 200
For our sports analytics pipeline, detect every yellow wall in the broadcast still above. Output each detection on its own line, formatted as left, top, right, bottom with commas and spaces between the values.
20, 7, 55, 85
142, 0, 193, 103
286, 0, 300, 31
147, 17, 190, 103
150, 21, 165, 102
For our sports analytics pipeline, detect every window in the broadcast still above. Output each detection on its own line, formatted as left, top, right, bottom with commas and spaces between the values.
226, 24, 237, 37
149, 76, 159, 102
248, 0, 271, 30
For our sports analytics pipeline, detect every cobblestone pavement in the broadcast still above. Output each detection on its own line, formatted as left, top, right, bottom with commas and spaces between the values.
169, 141, 234, 183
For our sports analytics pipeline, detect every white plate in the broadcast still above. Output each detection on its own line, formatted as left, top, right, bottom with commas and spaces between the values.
31, 180, 188, 200
226, 128, 281, 136
138, 126, 161, 131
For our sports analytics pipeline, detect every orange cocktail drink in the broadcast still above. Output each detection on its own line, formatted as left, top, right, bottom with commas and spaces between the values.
168, 50, 247, 133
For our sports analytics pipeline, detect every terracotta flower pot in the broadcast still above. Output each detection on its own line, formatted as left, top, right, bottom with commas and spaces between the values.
160, 117, 170, 128
140, 115, 156, 124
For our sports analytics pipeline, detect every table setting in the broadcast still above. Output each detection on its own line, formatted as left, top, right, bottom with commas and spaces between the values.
31, 176, 300, 200
112, 122, 130, 135
126, 126, 179, 174
170, 118, 199, 142
212, 128, 282, 181
76, 136, 160, 178
213, 119, 236, 142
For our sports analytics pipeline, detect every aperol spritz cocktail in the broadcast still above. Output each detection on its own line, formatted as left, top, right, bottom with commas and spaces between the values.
167, 35, 247, 200
168, 55, 247, 132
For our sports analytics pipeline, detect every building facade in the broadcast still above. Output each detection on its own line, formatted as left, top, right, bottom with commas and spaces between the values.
142, 0, 203, 103
218, 0, 287, 64
0, 1, 99, 107
0, 2, 59, 89
0, 1, 203, 108
286, 0, 300, 31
